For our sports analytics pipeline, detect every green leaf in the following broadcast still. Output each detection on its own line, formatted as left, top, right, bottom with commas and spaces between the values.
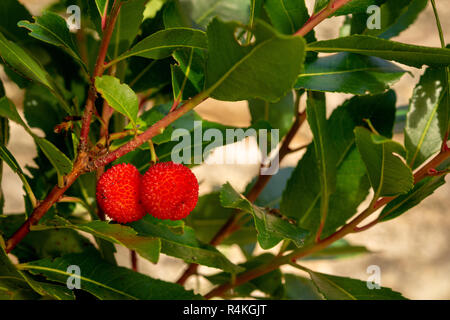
34, 138, 73, 176
264, 0, 309, 35
314, 0, 387, 16
207, 254, 284, 298
355, 127, 413, 197
113, 28, 207, 64
249, 91, 295, 139
0, 241, 75, 300
131, 215, 243, 273
0, 0, 32, 41
125, 57, 172, 93
0, 97, 72, 176
282, 91, 396, 238
0, 214, 96, 263
307, 269, 407, 300
34, 216, 161, 263
0, 96, 28, 128
364, 0, 428, 39
284, 274, 323, 300
296, 53, 406, 95
205, 18, 305, 102
94, 0, 108, 17
306, 92, 337, 235
108, 0, 147, 58
307, 35, 450, 68
220, 182, 309, 250
405, 68, 449, 169
95, 75, 139, 126
379, 175, 447, 222
19, 250, 201, 300
163, 0, 250, 30
171, 47, 206, 100
18, 11, 85, 69
0, 31, 52, 88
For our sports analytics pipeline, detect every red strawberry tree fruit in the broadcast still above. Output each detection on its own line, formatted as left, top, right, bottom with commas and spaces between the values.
0, 0, 449, 301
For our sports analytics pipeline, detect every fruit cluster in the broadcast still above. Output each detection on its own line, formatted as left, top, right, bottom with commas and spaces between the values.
96, 161, 199, 223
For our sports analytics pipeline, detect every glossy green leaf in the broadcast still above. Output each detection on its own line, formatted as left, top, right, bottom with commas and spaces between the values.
307, 269, 407, 300
307, 35, 450, 68
0, 214, 96, 263
34, 138, 73, 176
125, 57, 172, 93
171, 47, 205, 100
284, 274, 323, 300
34, 216, 161, 263
94, 0, 108, 16
314, 0, 387, 16
282, 91, 396, 239
379, 175, 447, 222
364, 0, 428, 39
18, 11, 85, 68
306, 92, 337, 235
19, 250, 201, 300
405, 68, 449, 169
108, 0, 147, 58
264, 0, 309, 35
205, 18, 305, 102
1, 242, 74, 300
0, 31, 52, 88
131, 215, 243, 273
113, 28, 207, 64
220, 182, 309, 249
95, 75, 139, 126
296, 53, 406, 94
163, 0, 250, 30
0, 0, 31, 41
355, 127, 413, 197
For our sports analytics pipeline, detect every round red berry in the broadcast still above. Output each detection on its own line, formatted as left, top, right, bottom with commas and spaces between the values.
140, 161, 199, 220
96, 163, 146, 223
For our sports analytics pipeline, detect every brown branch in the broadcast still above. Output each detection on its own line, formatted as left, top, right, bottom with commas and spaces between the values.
5, 154, 88, 253
204, 149, 450, 299
5, 1, 123, 253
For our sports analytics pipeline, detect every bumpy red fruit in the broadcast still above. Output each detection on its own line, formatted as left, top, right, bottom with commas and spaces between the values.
96, 163, 145, 223
140, 161, 199, 220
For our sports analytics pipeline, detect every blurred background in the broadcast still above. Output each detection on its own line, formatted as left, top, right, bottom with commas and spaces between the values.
1, 0, 449, 299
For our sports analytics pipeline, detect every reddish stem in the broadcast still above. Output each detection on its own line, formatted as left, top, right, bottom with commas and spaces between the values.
294, 0, 353, 37
79, 1, 122, 151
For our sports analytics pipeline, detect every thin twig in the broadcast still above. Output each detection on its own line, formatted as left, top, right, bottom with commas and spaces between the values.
294, 0, 353, 37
